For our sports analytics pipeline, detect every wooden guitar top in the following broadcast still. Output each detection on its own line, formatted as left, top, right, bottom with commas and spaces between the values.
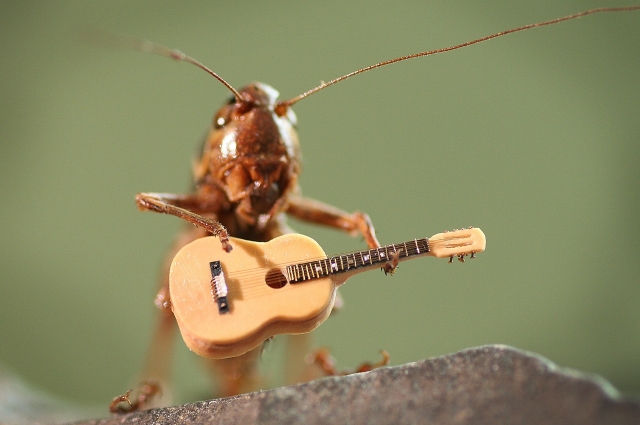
170, 234, 336, 359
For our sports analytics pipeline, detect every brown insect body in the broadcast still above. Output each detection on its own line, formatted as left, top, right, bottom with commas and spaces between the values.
193, 82, 300, 239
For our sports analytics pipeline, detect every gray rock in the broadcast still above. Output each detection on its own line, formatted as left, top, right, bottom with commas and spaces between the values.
75, 345, 640, 425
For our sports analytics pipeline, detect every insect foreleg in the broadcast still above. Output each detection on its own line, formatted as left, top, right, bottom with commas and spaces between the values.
285, 195, 399, 274
136, 192, 232, 252
286, 196, 380, 247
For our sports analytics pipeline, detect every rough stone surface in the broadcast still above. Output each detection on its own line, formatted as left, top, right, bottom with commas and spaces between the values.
66, 345, 640, 424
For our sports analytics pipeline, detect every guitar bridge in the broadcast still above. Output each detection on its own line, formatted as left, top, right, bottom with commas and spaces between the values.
209, 261, 229, 314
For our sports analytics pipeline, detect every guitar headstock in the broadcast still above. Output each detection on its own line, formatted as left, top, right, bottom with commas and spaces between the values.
428, 227, 486, 262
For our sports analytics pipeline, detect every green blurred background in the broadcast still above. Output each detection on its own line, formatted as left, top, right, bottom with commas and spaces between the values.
1, 0, 639, 417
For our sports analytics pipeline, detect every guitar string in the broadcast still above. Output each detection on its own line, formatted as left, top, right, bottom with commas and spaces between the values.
177, 236, 478, 300
221, 236, 477, 300
219, 235, 474, 281
209, 236, 474, 287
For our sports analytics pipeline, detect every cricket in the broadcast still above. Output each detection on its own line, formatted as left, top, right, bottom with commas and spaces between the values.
106, 6, 639, 413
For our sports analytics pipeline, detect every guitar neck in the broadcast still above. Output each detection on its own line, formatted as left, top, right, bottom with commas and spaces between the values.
285, 237, 430, 284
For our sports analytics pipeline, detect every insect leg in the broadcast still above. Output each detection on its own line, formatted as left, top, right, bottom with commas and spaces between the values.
111, 227, 205, 413
136, 192, 232, 252
109, 381, 161, 414
285, 195, 380, 247
204, 347, 263, 398
307, 348, 390, 376
285, 195, 398, 274
110, 309, 173, 413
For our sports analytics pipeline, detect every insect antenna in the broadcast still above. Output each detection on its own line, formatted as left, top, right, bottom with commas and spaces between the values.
275, 5, 640, 115
89, 31, 245, 103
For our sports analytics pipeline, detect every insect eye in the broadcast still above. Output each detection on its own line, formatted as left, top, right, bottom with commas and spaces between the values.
213, 106, 232, 129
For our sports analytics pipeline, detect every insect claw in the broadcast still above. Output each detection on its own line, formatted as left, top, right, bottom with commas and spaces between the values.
109, 389, 133, 414
458, 254, 465, 263
448, 256, 454, 264
381, 264, 396, 276
221, 237, 233, 253
470, 251, 476, 259
382, 249, 402, 275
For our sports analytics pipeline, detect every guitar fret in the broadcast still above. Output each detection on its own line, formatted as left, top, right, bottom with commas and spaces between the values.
421, 238, 430, 253
330, 258, 338, 272
287, 236, 437, 285
363, 251, 371, 264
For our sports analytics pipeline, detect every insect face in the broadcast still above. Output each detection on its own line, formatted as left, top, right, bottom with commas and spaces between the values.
194, 82, 301, 229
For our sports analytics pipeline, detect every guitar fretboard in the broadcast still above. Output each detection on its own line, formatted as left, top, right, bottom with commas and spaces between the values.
285, 238, 430, 283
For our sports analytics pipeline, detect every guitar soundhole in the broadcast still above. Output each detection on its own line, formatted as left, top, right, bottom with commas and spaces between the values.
265, 268, 288, 289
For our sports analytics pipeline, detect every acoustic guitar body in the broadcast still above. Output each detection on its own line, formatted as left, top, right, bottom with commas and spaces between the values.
169, 234, 336, 359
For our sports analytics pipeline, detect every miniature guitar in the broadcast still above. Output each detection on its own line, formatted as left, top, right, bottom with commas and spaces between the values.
169, 227, 486, 359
